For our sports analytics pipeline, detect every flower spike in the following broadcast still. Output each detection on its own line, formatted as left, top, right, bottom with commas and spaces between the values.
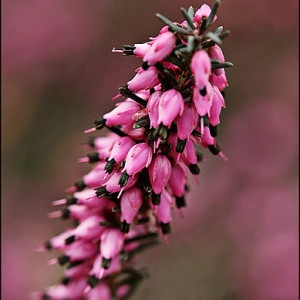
37, 1, 232, 299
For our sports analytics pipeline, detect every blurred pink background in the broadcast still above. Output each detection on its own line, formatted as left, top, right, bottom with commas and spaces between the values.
2, 0, 298, 299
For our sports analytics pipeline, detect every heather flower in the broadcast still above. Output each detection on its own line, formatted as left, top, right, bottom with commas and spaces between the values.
37, 1, 232, 299
143, 31, 176, 66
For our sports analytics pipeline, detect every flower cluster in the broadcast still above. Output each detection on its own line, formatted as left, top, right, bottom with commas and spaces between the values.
36, 1, 232, 299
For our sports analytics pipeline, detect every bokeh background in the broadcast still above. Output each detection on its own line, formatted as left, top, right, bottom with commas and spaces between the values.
2, 0, 298, 299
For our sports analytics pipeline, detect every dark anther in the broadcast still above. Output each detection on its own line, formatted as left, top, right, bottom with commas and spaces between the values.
188, 163, 200, 175
87, 152, 100, 163
44, 240, 52, 250
74, 179, 86, 191
112, 206, 120, 212
203, 114, 210, 126
121, 220, 130, 233
87, 136, 96, 148
61, 277, 70, 285
118, 86, 147, 106
196, 151, 204, 162
160, 222, 172, 234
121, 45, 136, 55
95, 186, 108, 198
93, 118, 106, 130
65, 235, 76, 245
138, 217, 150, 224
41, 293, 51, 300
57, 254, 70, 266
101, 257, 112, 269
199, 87, 207, 96
118, 171, 130, 187
175, 196, 186, 208
176, 138, 187, 153
66, 195, 77, 205
142, 61, 149, 70
87, 275, 100, 288
104, 158, 116, 174
61, 208, 70, 219
158, 125, 169, 140
152, 192, 161, 205
208, 144, 221, 155
191, 129, 202, 137
209, 124, 218, 137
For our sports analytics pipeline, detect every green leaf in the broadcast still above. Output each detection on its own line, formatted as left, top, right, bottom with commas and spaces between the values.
180, 7, 195, 30
156, 13, 190, 35
211, 58, 233, 69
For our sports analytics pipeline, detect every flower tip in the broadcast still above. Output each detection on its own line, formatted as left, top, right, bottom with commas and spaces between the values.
78, 157, 89, 163
84, 127, 96, 134
52, 199, 67, 206
47, 258, 58, 266
65, 186, 77, 193
112, 47, 123, 53
178, 208, 184, 219
30, 291, 43, 300
48, 211, 62, 219
111, 93, 122, 100
219, 151, 228, 161
34, 245, 46, 252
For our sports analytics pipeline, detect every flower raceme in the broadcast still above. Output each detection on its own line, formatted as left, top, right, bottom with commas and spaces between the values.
36, 1, 232, 299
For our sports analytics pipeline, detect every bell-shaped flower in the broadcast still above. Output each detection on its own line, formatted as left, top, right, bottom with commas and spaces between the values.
64, 240, 97, 262
120, 186, 143, 225
209, 85, 226, 126
176, 102, 199, 140
200, 125, 216, 148
192, 82, 213, 117
127, 67, 160, 92
153, 189, 173, 224
100, 228, 124, 261
148, 154, 172, 194
194, 4, 217, 26
157, 89, 184, 128
122, 143, 153, 176
104, 136, 136, 174
208, 45, 228, 90
44, 278, 87, 300
191, 50, 211, 90
146, 91, 162, 129
72, 215, 106, 241
133, 42, 151, 58
168, 163, 188, 197
103, 99, 141, 127
143, 31, 176, 66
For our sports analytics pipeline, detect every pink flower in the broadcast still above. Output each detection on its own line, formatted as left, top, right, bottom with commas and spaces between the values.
192, 81, 213, 117
120, 186, 143, 230
103, 99, 141, 127
143, 31, 176, 66
157, 89, 184, 128
146, 90, 162, 129
127, 66, 160, 92
194, 4, 217, 26
100, 228, 124, 261
208, 45, 228, 90
168, 162, 188, 198
191, 50, 211, 90
209, 85, 226, 126
122, 143, 153, 176
176, 102, 199, 140
148, 153, 172, 194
